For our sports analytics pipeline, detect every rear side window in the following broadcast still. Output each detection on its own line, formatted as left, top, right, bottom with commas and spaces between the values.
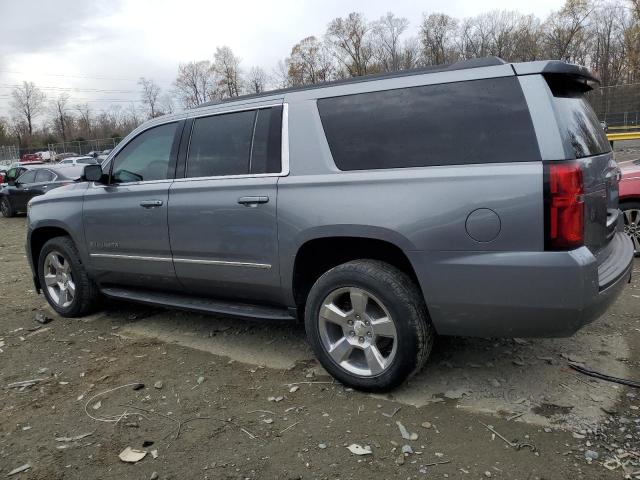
186, 106, 283, 178
545, 75, 611, 159
35, 170, 55, 182
318, 77, 540, 171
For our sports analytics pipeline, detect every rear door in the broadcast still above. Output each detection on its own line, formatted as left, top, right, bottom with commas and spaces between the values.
168, 105, 285, 303
83, 121, 184, 289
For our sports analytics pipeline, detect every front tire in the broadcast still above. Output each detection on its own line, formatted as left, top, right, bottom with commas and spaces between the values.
621, 202, 640, 256
38, 236, 100, 317
304, 260, 434, 392
0, 197, 14, 218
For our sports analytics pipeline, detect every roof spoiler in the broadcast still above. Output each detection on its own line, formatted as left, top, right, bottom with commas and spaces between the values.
512, 60, 600, 85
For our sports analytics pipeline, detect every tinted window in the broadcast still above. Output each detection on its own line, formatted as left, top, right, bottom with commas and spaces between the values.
187, 111, 255, 177
78, 158, 97, 164
59, 159, 72, 164
318, 77, 540, 170
545, 75, 611, 159
111, 122, 178, 183
17, 170, 36, 184
35, 170, 55, 182
250, 107, 283, 174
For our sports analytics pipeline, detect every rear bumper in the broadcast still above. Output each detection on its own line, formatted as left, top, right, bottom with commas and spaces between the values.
409, 231, 634, 338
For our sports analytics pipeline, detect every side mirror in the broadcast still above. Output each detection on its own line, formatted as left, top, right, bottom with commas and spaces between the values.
92, 152, 98, 158
83, 164, 103, 182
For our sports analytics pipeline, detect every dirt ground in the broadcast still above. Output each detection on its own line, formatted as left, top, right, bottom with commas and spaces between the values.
1, 216, 639, 480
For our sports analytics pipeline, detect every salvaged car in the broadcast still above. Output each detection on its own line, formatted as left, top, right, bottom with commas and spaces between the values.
25, 57, 634, 391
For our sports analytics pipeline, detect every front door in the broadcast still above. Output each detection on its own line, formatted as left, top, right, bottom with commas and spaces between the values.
168, 105, 284, 303
83, 121, 183, 290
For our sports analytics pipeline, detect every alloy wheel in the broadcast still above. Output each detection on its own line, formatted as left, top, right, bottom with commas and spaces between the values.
623, 208, 640, 254
317, 287, 397, 377
43, 251, 76, 308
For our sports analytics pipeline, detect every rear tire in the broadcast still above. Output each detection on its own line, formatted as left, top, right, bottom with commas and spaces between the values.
38, 236, 100, 317
0, 197, 14, 218
621, 201, 640, 256
304, 259, 434, 392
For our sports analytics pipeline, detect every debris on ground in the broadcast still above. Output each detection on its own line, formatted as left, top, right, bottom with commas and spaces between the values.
289, 385, 299, 393
401, 444, 413, 454
119, 446, 147, 463
55, 432, 93, 442
7, 464, 31, 476
34, 312, 52, 324
7, 379, 45, 389
569, 362, 640, 388
196, 376, 205, 385
151, 450, 159, 459
347, 444, 372, 455
268, 396, 284, 402
154, 381, 163, 389
396, 421, 418, 440
382, 407, 401, 418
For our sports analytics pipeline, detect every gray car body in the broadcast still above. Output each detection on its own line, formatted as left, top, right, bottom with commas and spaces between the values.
26, 59, 634, 337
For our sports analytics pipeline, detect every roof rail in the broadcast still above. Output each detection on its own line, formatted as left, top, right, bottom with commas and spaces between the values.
196, 56, 507, 109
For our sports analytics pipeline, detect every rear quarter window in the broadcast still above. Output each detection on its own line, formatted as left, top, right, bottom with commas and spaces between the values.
317, 76, 540, 171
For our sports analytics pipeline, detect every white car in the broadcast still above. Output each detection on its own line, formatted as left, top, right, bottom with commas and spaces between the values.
58, 156, 99, 166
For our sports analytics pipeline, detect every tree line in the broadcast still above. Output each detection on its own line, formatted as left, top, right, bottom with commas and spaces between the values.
1, 0, 638, 149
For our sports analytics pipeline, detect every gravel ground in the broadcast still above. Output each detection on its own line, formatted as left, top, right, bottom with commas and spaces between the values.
0, 216, 639, 479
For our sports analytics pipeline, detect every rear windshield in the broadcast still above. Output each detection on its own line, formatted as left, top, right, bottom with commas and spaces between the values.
545, 75, 611, 159
317, 76, 540, 171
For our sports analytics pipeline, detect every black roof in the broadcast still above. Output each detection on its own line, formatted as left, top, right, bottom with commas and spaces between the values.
197, 56, 507, 109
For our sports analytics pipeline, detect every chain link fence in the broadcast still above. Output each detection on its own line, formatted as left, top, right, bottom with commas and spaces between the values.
47, 137, 122, 156
0, 145, 20, 165
586, 83, 640, 130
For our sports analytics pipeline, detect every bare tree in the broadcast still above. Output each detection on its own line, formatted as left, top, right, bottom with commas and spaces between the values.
542, 0, 594, 61
138, 77, 162, 118
420, 13, 460, 65
49, 93, 71, 142
326, 12, 374, 76
273, 59, 293, 89
288, 36, 335, 86
10, 81, 46, 136
214, 46, 243, 98
159, 93, 175, 115
246, 66, 269, 93
372, 12, 409, 71
174, 61, 215, 108
75, 103, 92, 138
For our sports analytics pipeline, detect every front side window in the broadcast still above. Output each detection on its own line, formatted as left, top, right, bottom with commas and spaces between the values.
17, 170, 36, 184
111, 122, 178, 183
186, 106, 283, 178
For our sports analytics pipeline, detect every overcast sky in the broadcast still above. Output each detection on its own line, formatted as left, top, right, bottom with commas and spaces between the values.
0, 0, 565, 119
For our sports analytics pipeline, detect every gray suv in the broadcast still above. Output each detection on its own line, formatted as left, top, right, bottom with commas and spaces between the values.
26, 57, 634, 391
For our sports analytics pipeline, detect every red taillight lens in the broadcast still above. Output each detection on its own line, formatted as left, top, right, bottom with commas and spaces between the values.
545, 162, 584, 250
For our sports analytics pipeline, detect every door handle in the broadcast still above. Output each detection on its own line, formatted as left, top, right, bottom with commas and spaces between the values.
140, 200, 163, 208
238, 196, 269, 206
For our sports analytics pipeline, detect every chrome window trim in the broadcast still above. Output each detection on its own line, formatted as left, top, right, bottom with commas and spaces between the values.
176, 102, 289, 183
90, 253, 271, 269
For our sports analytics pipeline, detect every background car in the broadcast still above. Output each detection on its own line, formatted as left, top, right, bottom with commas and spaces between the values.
0, 165, 83, 217
1, 163, 43, 186
0, 169, 6, 184
55, 152, 80, 161
620, 158, 640, 255
58, 156, 99, 166
20, 153, 43, 163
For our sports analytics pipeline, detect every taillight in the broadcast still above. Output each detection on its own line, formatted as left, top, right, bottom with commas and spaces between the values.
544, 161, 584, 250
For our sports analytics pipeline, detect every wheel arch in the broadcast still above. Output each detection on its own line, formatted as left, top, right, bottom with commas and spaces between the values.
29, 224, 78, 292
287, 229, 424, 317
